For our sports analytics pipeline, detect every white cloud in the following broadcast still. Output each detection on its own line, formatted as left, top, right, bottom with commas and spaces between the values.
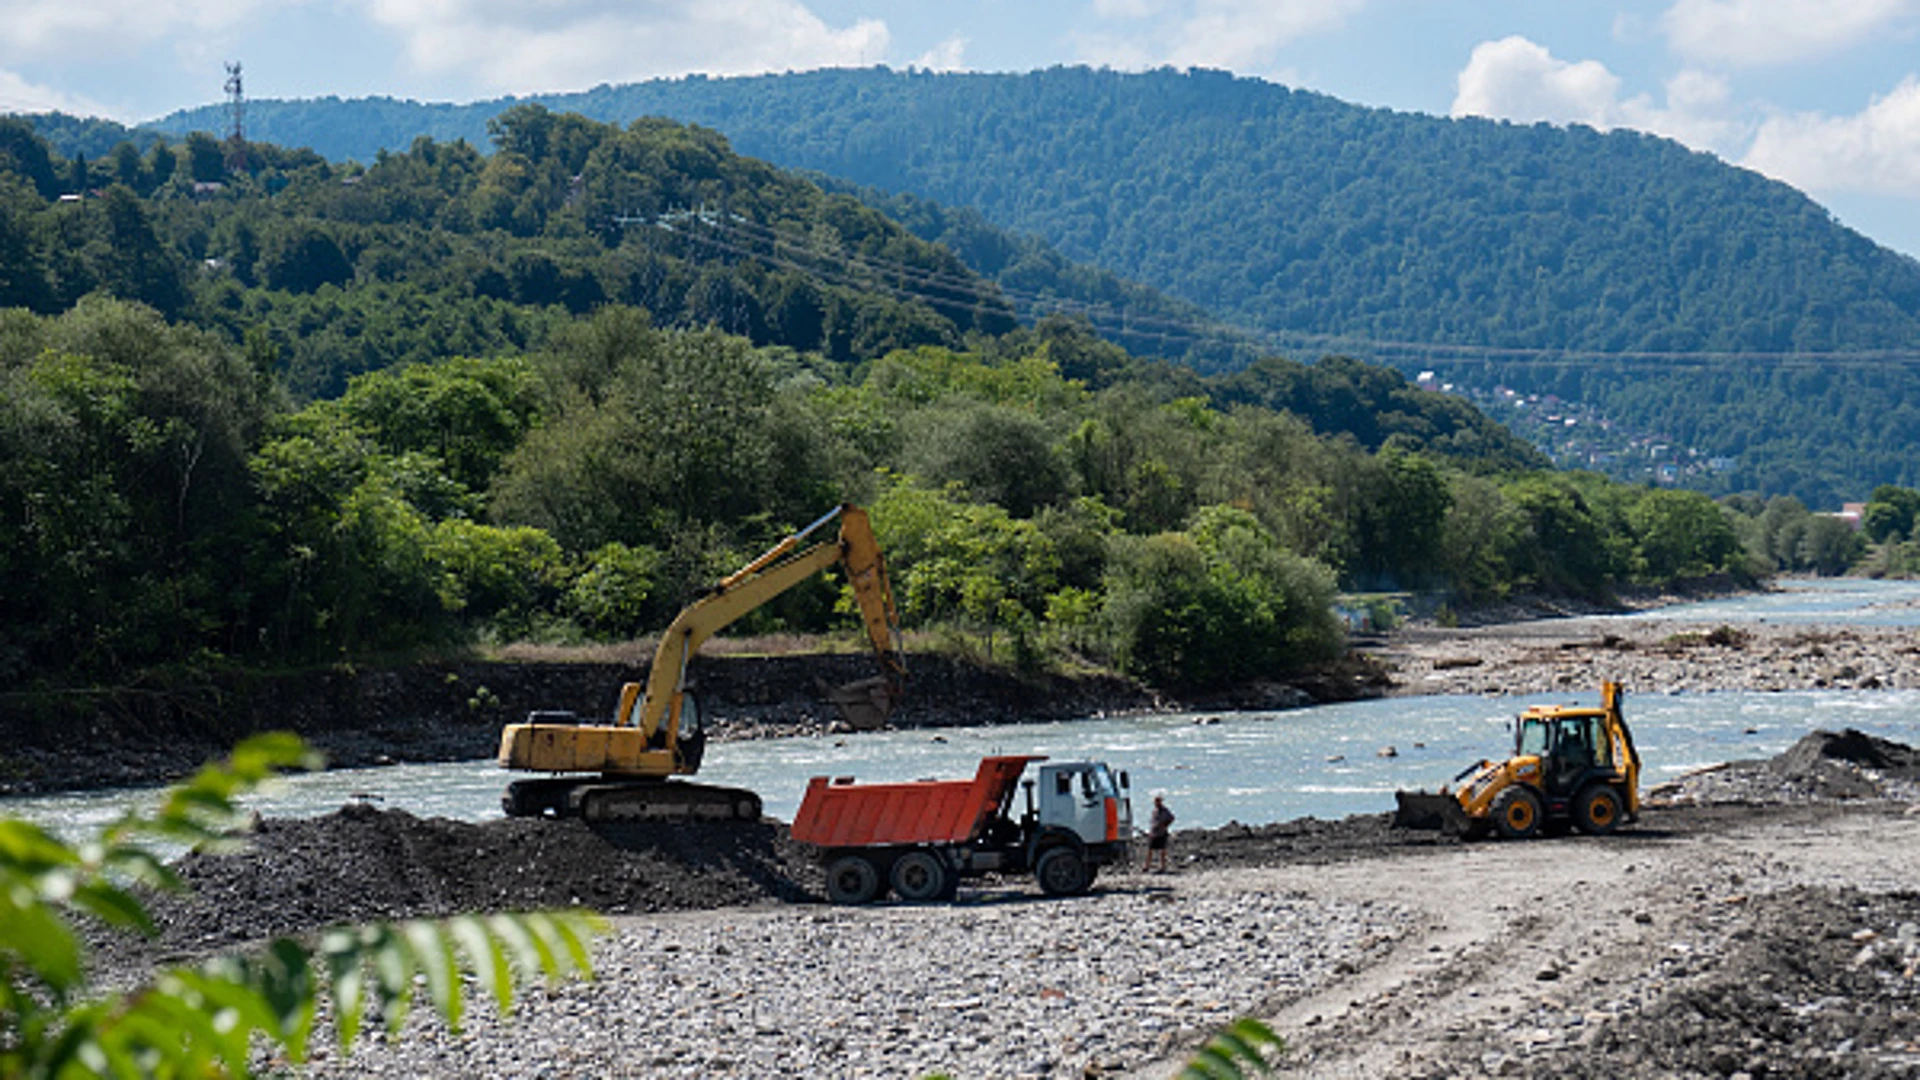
1660, 0, 1920, 67
1076, 0, 1364, 74
1091, 0, 1160, 16
1744, 76, 1920, 192
0, 0, 263, 59
1451, 36, 1746, 154
0, 67, 114, 116
1452, 36, 1621, 129
912, 36, 970, 73
358, 0, 889, 92
1164, 0, 1367, 71
1641, 69, 1746, 148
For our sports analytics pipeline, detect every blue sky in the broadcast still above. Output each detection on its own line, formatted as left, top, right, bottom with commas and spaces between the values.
6, 0, 1920, 257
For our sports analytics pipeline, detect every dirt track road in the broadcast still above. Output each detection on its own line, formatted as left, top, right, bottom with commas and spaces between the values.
1132, 804, 1920, 1079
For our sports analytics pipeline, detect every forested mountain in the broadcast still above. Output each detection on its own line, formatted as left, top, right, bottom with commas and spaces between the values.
3, 108, 1783, 694
3, 109, 1019, 399
133, 66, 1920, 507
147, 67, 1920, 354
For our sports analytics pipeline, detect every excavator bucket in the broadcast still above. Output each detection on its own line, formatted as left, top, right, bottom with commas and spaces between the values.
823, 675, 896, 731
1392, 789, 1474, 833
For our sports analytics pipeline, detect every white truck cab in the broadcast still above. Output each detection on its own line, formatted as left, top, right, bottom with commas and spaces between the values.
1035, 761, 1133, 845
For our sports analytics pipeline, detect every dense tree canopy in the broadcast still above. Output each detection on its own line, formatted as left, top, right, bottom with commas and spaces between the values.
0, 111, 1773, 693
110, 66, 1920, 506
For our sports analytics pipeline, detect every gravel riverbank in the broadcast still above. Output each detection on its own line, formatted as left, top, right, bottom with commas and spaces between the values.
298, 889, 1410, 1079
77, 728, 1920, 1079
1379, 616, 1920, 697
45, 586, 1920, 1077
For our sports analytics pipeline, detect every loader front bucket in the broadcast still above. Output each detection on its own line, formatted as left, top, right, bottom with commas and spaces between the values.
1393, 789, 1473, 833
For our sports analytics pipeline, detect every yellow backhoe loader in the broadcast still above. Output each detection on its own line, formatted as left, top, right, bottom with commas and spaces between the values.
498, 504, 904, 822
1393, 681, 1641, 839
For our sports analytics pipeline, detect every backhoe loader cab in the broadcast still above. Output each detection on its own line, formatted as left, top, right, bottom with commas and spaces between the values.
1394, 681, 1641, 839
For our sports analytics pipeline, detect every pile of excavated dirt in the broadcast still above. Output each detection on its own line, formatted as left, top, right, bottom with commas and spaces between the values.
89, 794, 1754, 981
102, 733, 1891, 949
1651, 727, 1920, 806
89, 806, 823, 978
99, 808, 1439, 969
1532, 886, 1920, 1079
1774, 727, 1920, 784
71, 732, 1920, 1080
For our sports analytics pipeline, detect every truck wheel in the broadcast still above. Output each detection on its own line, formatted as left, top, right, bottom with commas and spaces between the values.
1573, 783, 1623, 835
889, 850, 950, 902
1036, 847, 1091, 897
824, 855, 881, 904
1490, 786, 1542, 840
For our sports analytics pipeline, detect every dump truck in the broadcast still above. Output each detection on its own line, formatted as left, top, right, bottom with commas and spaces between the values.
791, 755, 1133, 903
498, 503, 905, 822
1393, 681, 1641, 839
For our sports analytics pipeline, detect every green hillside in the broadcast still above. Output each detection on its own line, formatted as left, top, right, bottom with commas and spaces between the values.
136, 66, 1920, 506
21, 108, 1782, 697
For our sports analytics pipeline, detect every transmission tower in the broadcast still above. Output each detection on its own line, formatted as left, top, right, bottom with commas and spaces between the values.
224, 62, 247, 175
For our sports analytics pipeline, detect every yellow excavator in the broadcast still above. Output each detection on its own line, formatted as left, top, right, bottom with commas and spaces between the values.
498, 504, 905, 822
1393, 681, 1641, 839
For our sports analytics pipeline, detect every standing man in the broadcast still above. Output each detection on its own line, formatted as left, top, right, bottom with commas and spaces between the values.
1143, 793, 1175, 872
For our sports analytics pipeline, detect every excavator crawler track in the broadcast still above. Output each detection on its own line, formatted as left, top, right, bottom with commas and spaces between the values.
504, 778, 764, 822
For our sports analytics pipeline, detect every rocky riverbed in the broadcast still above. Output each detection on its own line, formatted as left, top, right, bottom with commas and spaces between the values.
79, 727, 1920, 1079
38, 587, 1920, 1076
1380, 616, 1920, 697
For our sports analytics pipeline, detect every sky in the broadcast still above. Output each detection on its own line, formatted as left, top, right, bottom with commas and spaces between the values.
5, 0, 1920, 258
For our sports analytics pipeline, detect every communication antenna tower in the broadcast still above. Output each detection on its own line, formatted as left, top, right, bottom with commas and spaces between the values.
224, 62, 247, 175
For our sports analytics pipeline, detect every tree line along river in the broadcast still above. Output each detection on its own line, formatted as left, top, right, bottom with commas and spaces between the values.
11, 578, 1920, 837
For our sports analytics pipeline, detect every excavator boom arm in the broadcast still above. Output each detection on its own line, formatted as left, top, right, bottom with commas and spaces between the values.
499, 503, 906, 807
624, 504, 904, 742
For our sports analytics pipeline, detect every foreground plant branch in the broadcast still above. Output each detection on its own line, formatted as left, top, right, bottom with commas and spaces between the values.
0, 731, 603, 1078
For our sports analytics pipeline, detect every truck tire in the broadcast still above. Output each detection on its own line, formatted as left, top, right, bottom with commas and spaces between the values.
1573, 783, 1623, 835
1035, 847, 1092, 897
1490, 786, 1542, 840
889, 850, 951, 902
825, 855, 882, 904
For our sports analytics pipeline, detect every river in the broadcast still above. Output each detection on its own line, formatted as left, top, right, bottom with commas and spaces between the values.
12, 578, 1920, 836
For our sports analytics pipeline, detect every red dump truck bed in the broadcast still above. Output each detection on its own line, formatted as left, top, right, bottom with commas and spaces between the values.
789, 755, 1043, 848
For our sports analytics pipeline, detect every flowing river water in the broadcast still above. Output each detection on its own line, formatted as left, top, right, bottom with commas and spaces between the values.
13, 578, 1920, 836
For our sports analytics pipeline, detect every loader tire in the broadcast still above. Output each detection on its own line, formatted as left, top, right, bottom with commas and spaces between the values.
1490, 786, 1542, 840
825, 855, 882, 905
1573, 783, 1623, 836
890, 850, 951, 902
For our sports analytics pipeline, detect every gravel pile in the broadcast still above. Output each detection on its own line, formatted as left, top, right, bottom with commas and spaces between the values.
1651, 728, 1920, 806
89, 807, 821, 979
296, 886, 1410, 1080
75, 731, 1920, 1078
1530, 887, 1920, 1079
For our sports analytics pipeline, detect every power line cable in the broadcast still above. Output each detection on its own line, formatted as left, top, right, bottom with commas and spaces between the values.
628, 209, 1920, 372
